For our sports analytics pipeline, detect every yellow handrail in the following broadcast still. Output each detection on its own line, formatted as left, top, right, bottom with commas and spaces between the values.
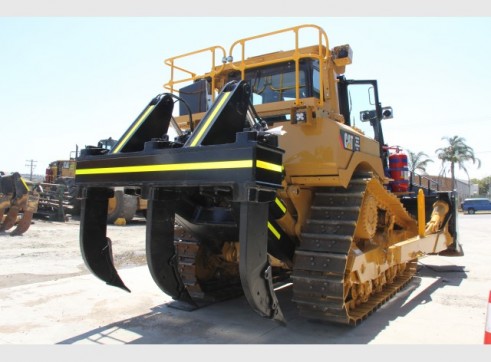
164, 24, 331, 106
227, 24, 329, 106
163, 45, 227, 98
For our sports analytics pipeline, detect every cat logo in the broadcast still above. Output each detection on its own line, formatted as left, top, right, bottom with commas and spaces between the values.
340, 130, 360, 152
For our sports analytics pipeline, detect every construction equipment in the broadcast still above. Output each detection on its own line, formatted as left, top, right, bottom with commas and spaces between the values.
88, 138, 148, 224
75, 24, 462, 325
42, 159, 80, 219
0, 172, 40, 236
44, 139, 146, 224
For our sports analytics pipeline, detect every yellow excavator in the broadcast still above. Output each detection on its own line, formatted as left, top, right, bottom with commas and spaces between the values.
75, 24, 462, 325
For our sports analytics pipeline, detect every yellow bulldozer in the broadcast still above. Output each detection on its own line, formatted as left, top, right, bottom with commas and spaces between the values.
74, 24, 462, 325
0, 172, 40, 236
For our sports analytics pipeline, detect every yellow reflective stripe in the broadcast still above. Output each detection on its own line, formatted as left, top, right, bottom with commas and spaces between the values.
75, 160, 253, 175
275, 197, 287, 214
20, 177, 29, 191
189, 92, 231, 147
112, 105, 156, 154
256, 160, 282, 173
268, 221, 281, 240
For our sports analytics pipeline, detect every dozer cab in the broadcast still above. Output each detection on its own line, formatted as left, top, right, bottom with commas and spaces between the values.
75, 24, 461, 325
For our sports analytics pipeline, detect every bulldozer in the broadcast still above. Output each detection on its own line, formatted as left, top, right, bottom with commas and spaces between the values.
0, 172, 40, 236
74, 24, 462, 325
44, 138, 147, 224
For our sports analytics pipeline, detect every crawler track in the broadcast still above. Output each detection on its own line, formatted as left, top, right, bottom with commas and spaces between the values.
291, 175, 417, 325
173, 225, 243, 308
170, 175, 419, 323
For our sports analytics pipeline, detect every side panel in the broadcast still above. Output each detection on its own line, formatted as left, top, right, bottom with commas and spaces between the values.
270, 115, 383, 185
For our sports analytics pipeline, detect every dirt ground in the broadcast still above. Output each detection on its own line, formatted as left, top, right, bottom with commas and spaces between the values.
1, 212, 491, 346
0, 215, 148, 289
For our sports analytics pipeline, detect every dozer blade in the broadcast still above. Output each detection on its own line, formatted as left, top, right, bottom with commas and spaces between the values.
80, 187, 130, 292
146, 188, 195, 306
0, 205, 20, 232
239, 202, 286, 324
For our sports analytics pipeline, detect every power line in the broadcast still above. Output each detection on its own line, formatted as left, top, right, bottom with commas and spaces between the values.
25, 159, 37, 181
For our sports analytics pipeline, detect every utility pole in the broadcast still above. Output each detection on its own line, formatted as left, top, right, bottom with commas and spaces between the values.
25, 159, 37, 181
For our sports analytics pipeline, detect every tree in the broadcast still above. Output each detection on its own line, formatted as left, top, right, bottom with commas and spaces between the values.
407, 150, 433, 175
472, 176, 491, 196
435, 136, 481, 190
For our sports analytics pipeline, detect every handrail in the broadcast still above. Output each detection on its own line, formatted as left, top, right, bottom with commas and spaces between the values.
163, 24, 330, 106
163, 45, 227, 99
410, 172, 440, 194
228, 24, 329, 107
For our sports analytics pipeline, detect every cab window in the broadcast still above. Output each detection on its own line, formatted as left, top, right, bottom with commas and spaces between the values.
232, 58, 319, 106
247, 67, 306, 105
346, 83, 376, 139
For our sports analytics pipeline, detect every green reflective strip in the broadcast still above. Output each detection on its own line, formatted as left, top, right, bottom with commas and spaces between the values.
112, 104, 156, 154
275, 197, 287, 214
256, 160, 282, 173
268, 221, 281, 240
189, 92, 231, 147
75, 160, 253, 176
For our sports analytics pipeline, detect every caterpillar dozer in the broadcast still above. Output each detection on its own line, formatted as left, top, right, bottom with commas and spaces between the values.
0, 172, 40, 236
75, 24, 462, 325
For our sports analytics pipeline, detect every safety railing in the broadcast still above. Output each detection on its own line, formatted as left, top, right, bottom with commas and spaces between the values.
409, 172, 440, 195
228, 24, 330, 106
163, 24, 330, 106
164, 45, 227, 98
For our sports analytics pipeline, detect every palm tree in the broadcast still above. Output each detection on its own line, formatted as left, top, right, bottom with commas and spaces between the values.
435, 136, 481, 190
407, 150, 433, 175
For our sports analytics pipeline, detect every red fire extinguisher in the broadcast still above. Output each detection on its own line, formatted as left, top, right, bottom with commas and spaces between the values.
388, 147, 409, 192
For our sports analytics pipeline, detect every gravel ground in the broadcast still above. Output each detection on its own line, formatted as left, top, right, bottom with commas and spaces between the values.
0, 216, 147, 288
1, 212, 491, 346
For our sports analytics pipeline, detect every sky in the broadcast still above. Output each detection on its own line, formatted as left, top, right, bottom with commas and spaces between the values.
1, 14, 491, 182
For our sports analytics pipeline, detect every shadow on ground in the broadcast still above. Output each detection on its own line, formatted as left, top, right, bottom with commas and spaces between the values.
57, 261, 467, 344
